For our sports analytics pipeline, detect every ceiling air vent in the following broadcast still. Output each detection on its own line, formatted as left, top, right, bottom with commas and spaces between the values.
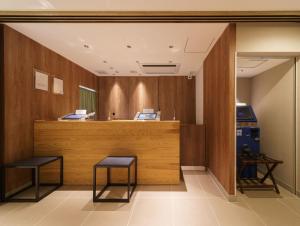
139, 63, 180, 74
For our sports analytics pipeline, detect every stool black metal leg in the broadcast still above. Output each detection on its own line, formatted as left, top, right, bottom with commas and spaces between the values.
107, 167, 111, 185
93, 166, 96, 201
0, 166, 5, 202
60, 157, 64, 186
135, 157, 137, 186
128, 166, 131, 202
35, 166, 40, 201
32, 168, 36, 186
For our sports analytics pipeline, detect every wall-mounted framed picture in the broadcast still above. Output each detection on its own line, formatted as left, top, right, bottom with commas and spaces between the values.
34, 69, 49, 91
53, 77, 64, 95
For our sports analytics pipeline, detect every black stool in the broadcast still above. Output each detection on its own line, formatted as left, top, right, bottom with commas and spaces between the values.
93, 156, 137, 203
1, 156, 63, 202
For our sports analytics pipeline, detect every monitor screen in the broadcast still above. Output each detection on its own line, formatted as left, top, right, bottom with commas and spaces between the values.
137, 113, 157, 120
62, 114, 85, 120
236, 106, 257, 122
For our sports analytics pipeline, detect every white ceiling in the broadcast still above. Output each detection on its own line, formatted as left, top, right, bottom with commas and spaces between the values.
1, 0, 300, 11
6, 23, 228, 76
237, 57, 291, 78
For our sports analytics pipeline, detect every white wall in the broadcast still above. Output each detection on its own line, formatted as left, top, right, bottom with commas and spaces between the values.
196, 66, 203, 124
236, 78, 251, 104
251, 60, 295, 191
237, 23, 300, 54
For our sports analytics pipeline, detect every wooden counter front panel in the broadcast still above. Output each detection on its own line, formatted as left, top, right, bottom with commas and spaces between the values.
34, 121, 180, 185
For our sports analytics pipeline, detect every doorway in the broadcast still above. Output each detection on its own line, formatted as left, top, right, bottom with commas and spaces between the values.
236, 56, 298, 195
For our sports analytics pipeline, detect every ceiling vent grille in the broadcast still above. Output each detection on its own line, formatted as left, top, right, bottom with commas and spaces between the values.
139, 63, 180, 74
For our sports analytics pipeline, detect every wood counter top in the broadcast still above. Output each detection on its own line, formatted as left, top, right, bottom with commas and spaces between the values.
34, 120, 180, 185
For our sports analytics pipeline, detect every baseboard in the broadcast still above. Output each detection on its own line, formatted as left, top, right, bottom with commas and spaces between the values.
181, 166, 206, 171
207, 168, 237, 202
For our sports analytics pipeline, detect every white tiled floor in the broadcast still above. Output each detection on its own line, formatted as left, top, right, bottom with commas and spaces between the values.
1, 170, 300, 226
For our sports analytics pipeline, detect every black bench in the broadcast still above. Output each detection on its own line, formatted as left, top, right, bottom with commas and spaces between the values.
1, 156, 63, 202
93, 156, 137, 203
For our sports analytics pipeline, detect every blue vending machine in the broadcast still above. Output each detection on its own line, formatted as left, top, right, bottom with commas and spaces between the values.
236, 105, 260, 178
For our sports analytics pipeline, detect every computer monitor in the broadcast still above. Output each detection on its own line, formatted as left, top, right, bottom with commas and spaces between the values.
236, 106, 257, 122
137, 113, 157, 120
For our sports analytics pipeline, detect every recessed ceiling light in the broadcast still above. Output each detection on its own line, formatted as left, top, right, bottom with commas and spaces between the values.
136, 60, 139, 63
169, 45, 174, 49
103, 60, 107, 63
83, 44, 90, 49
169, 60, 173, 63
126, 45, 132, 48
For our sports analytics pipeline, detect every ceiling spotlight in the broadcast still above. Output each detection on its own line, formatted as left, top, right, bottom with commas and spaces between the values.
126, 45, 132, 48
103, 60, 107, 63
169, 60, 173, 63
136, 60, 139, 63
169, 45, 174, 49
83, 44, 90, 49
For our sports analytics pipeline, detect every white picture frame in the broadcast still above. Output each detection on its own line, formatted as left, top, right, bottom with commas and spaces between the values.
34, 70, 49, 91
53, 77, 64, 95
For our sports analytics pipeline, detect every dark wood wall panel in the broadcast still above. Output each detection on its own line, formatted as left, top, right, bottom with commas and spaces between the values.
128, 77, 159, 119
0, 25, 4, 167
159, 76, 176, 120
98, 76, 129, 120
98, 76, 196, 123
2, 25, 98, 192
175, 76, 196, 124
180, 124, 205, 166
203, 24, 236, 195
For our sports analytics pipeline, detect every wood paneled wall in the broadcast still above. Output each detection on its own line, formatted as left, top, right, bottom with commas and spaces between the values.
98, 76, 196, 123
0, 25, 4, 167
2, 25, 98, 192
180, 124, 205, 166
203, 24, 236, 195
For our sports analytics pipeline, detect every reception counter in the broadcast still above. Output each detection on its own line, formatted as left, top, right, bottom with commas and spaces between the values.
34, 120, 180, 185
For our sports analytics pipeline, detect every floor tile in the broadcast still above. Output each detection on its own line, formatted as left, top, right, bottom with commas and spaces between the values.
197, 173, 224, 199
209, 198, 265, 226
244, 198, 300, 226
82, 211, 130, 226
173, 198, 219, 226
128, 198, 172, 226
277, 198, 300, 216
136, 185, 171, 199
36, 198, 91, 226
0, 198, 65, 226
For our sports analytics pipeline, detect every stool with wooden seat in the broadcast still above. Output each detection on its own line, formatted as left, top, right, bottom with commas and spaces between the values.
93, 156, 137, 203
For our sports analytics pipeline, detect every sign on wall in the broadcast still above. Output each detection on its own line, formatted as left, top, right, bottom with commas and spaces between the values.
34, 70, 49, 91
53, 77, 64, 95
